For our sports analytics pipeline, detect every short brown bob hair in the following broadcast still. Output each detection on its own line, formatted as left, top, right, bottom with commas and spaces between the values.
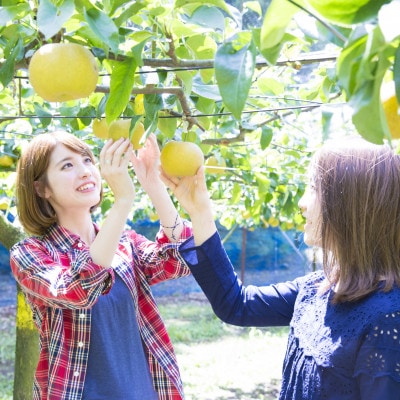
16, 131, 102, 236
313, 138, 400, 303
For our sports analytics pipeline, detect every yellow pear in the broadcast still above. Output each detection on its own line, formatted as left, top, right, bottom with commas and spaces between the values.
129, 122, 145, 149
0, 155, 14, 168
108, 119, 145, 149
160, 141, 204, 177
133, 94, 145, 115
381, 81, 400, 139
92, 118, 109, 139
29, 43, 99, 102
268, 216, 280, 228
205, 156, 227, 175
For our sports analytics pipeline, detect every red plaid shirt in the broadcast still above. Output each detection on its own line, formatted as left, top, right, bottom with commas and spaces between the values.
10, 222, 192, 400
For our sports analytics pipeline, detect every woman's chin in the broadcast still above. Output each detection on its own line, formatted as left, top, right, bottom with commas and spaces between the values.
303, 233, 320, 247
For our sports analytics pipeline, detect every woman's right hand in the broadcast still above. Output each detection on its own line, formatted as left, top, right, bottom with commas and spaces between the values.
99, 138, 135, 204
161, 166, 217, 245
160, 166, 211, 215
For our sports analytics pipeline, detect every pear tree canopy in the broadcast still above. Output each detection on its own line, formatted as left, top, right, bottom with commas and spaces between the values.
1, 0, 399, 234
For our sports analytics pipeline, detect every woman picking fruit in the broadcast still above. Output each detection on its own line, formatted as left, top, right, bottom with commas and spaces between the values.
10, 132, 190, 399
163, 137, 400, 400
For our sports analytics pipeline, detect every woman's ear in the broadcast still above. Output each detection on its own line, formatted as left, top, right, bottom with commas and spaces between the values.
34, 180, 50, 198
34, 181, 42, 197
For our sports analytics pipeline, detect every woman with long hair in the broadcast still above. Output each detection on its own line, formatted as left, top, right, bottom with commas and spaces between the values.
163, 137, 400, 399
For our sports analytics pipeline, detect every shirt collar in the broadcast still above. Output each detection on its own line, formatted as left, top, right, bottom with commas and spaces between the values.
45, 223, 98, 250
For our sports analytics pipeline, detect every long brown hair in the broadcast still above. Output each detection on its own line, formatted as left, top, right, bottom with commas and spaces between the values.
314, 138, 400, 303
16, 131, 102, 236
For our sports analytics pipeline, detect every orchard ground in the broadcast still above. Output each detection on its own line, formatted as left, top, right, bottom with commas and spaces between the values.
0, 274, 288, 400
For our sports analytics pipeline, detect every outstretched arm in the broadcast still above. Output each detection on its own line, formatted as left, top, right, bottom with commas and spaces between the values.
91, 137, 135, 267
130, 134, 185, 242
160, 166, 216, 246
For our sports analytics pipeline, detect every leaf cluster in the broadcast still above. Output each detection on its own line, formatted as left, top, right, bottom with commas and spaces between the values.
1, 0, 396, 232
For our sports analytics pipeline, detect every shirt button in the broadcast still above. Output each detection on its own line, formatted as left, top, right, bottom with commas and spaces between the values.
77, 242, 83, 248
78, 342, 84, 348
73, 371, 79, 377
79, 313, 85, 319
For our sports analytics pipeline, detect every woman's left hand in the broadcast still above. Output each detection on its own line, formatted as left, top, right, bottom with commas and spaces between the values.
100, 137, 135, 203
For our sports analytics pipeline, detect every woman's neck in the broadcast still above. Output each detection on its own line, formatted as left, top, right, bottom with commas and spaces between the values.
56, 212, 96, 244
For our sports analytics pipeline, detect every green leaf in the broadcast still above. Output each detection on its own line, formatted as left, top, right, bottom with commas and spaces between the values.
96, 95, 108, 119
78, 105, 96, 127
255, 172, 271, 195
186, 35, 217, 60
393, 46, 400, 104
231, 182, 242, 203
351, 80, 387, 144
33, 103, 52, 128
351, 46, 392, 145
187, 5, 225, 31
37, 0, 75, 40
192, 79, 221, 101
129, 31, 153, 67
0, 58, 14, 88
143, 93, 163, 133
338, 26, 393, 143
105, 58, 137, 123
260, 0, 300, 65
215, 31, 255, 120
336, 33, 368, 96
260, 126, 273, 150
157, 111, 177, 138
304, 0, 391, 26
109, 0, 144, 16
0, 3, 31, 25
0, 36, 23, 88
174, 0, 233, 17
84, 7, 119, 53
321, 107, 334, 141
113, 2, 147, 26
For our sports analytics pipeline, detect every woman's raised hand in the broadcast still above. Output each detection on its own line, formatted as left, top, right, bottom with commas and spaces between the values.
161, 165, 217, 245
130, 134, 163, 194
99, 138, 135, 203
160, 166, 212, 217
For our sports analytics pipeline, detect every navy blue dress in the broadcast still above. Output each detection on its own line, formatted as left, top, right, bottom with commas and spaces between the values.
180, 231, 400, 400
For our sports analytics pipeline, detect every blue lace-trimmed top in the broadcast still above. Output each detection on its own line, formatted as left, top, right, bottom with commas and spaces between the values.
180, 231, 400, 400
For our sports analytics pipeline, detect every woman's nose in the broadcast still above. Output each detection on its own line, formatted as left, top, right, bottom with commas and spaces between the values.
79, 164, 92, 178
298, 194, 306, 211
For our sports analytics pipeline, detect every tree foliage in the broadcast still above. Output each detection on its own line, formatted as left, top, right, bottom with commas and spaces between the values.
1, 0, 399, 232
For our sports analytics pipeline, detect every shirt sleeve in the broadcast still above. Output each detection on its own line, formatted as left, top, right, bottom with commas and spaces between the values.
179, 231, 298, 327
10, 238, 114, 309
128, 220, 193, 284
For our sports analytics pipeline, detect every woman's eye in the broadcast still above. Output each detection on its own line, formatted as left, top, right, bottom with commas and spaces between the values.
62, 162, 73, 169
84, 157, 93, 164
308, 183, 317, 193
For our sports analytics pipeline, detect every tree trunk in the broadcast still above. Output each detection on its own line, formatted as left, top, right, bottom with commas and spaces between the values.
13, 287, 39, 400
0, 214, 39, 400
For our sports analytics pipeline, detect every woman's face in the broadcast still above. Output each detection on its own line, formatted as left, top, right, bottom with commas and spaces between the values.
298, 179, 322, 247
39, 143, 101, 216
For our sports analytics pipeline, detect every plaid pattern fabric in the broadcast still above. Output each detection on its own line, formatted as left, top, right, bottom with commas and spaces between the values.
10, 222, 192, 400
